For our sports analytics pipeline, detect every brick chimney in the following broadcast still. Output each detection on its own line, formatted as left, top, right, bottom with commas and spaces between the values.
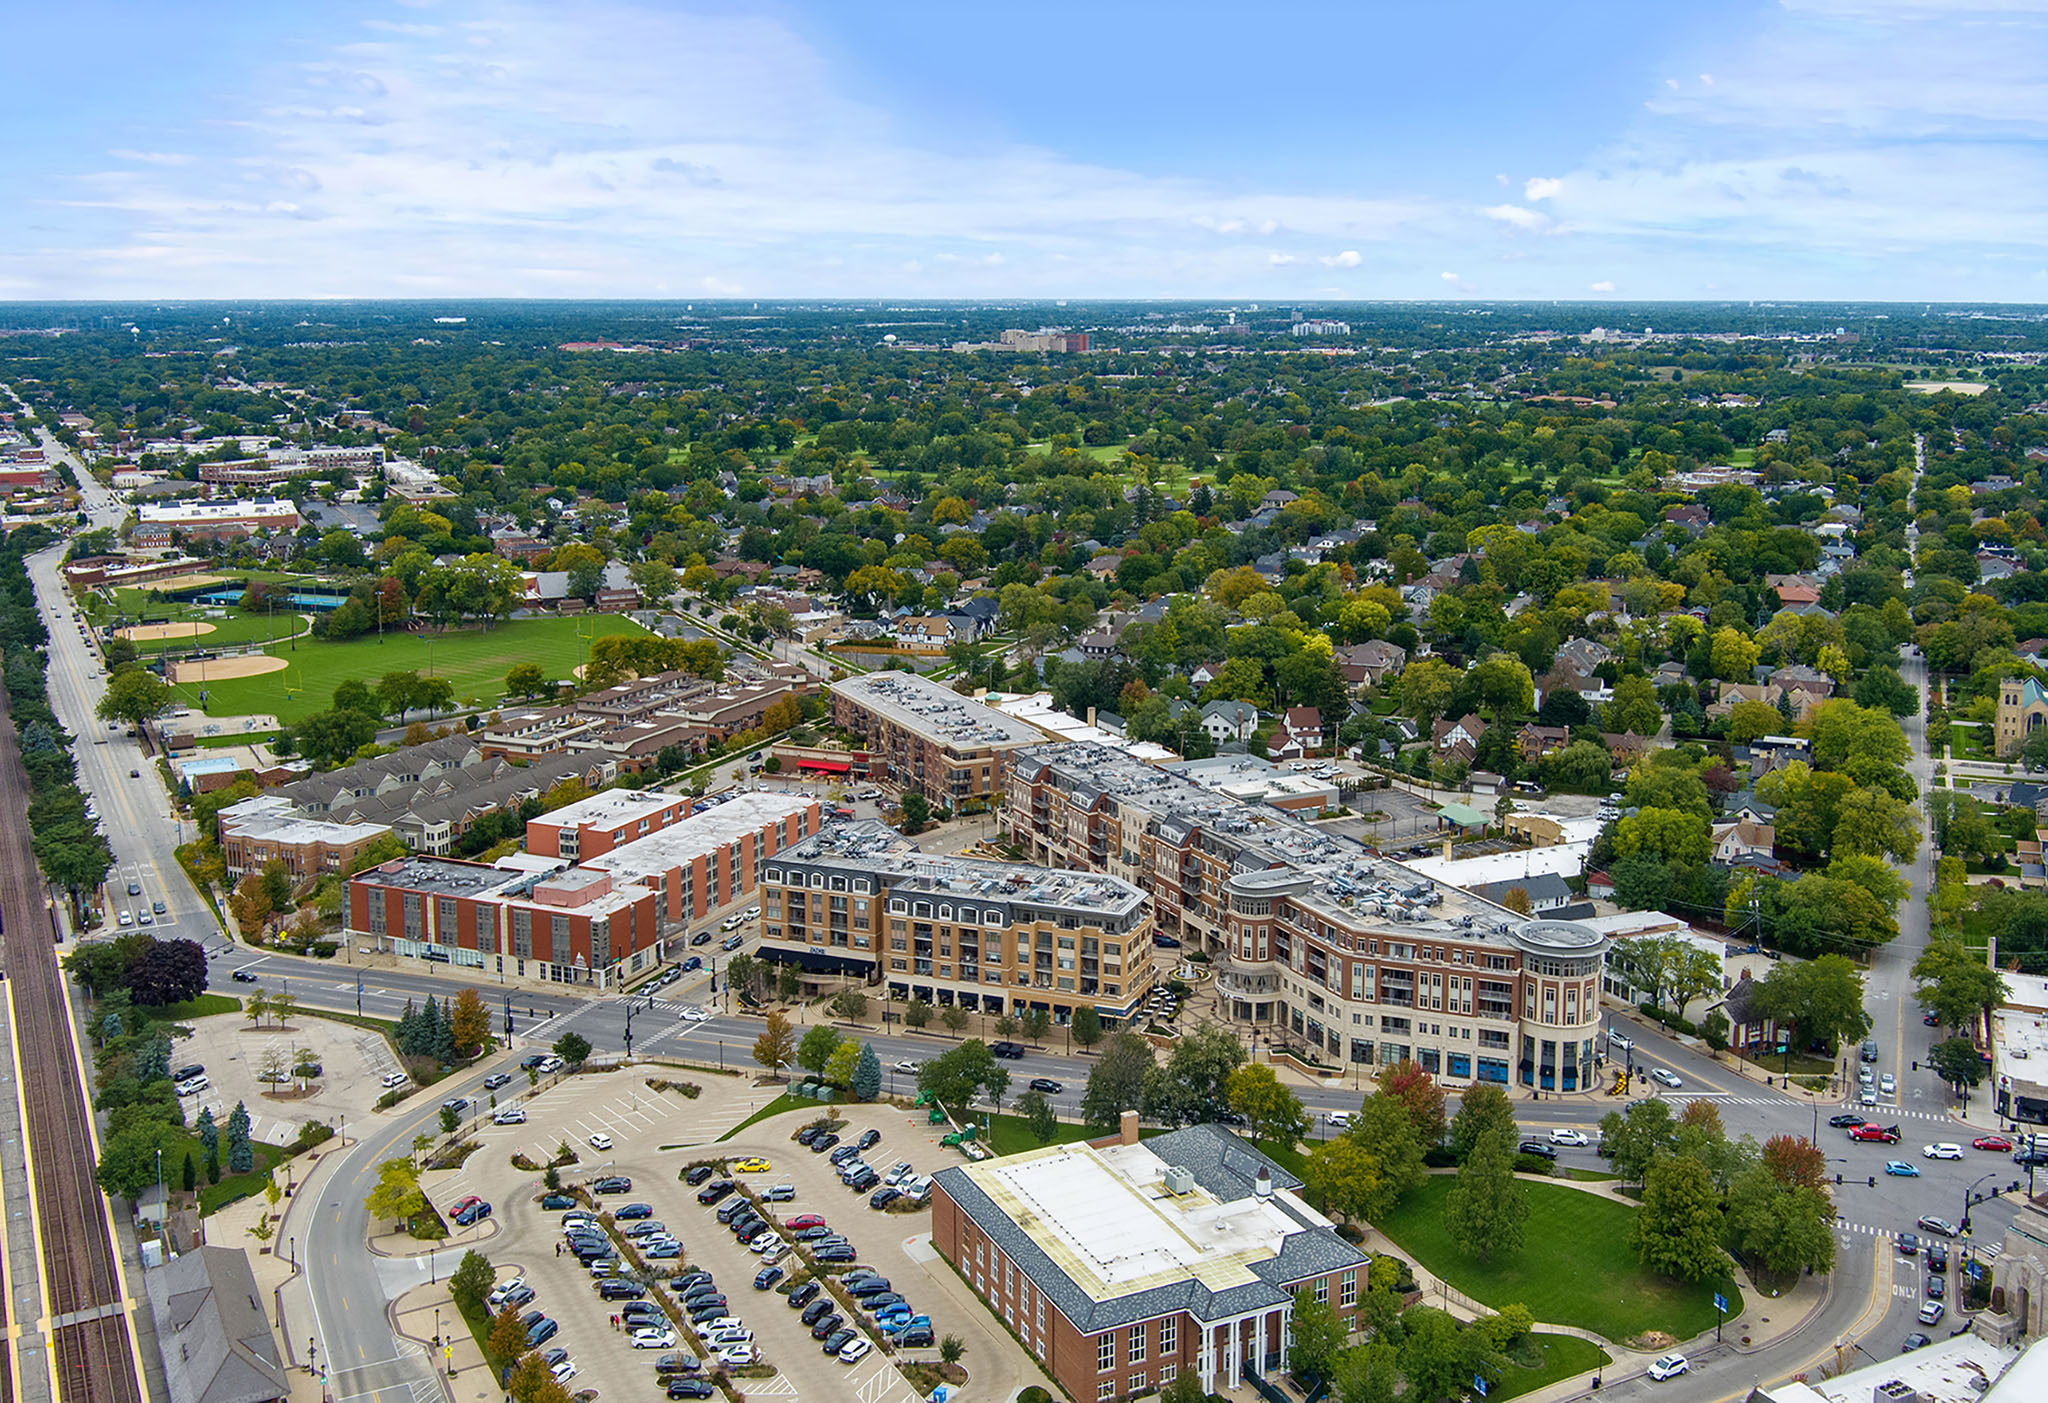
1120, 1109, 1141, 1146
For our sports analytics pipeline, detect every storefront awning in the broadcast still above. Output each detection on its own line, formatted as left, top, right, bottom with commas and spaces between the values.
797, 758, 853, 773
759, 947, 875, 977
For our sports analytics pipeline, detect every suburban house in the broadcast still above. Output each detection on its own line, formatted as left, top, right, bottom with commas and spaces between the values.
1200, 700, 1261, 745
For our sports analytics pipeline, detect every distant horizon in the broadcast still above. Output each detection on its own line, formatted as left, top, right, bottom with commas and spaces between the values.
5, 3, 2048, 302
1, 297, 2046, 310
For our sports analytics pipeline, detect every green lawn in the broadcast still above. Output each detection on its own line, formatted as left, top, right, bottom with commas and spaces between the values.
167, 614, 647, 723
983, 1109, 1099, 1157
1489, 1334, 1612, 1401
715, 1091, 825, 1142
1375, 1176, 1736, 1343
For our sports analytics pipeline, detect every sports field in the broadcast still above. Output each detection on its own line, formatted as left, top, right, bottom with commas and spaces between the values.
120, 610, 311, 655
164, 614, 647, 725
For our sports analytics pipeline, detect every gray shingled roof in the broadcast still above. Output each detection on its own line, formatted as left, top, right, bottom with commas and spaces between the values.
145, 1246, 290, 1403
932, 1123, 1366, 1335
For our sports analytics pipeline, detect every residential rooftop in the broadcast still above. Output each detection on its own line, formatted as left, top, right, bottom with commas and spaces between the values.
352, 855, 525, 899
580, 792, 817, 879
834, 671, 1047, 750
773, 819, 1146, 919
1012, 742, 1536, 943
531, 787, 682, 831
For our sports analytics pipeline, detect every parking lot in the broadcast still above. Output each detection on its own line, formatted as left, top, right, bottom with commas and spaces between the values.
170, 1010, 406, 1146
419, 1072, 1029, 1403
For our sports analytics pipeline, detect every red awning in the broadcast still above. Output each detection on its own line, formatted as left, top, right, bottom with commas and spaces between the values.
797, 758, 852, 773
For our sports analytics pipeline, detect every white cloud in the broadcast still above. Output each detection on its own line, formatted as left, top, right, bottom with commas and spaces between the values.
1524, 177, 1564, 201
1267, 252, 1296, 265
1589, 279, 1616, 292
1441, 271, 1460, 281
701, 275, 742, 295
108, 150, 194, 166
1482, 203, 1550, 231
1320, 249, 1363, 267
1698, 73, 1714, 85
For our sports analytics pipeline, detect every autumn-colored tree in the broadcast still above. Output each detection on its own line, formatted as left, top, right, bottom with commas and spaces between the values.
228, 870, 274, 936
1761, 1134, 1827, 1191
449, 988, 491, 1061
1377, 1059, 1448, 1147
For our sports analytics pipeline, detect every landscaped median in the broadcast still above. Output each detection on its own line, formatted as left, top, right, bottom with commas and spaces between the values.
1374, 1176, 1740, 1346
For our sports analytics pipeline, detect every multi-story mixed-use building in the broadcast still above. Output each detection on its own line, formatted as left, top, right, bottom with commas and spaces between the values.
1006, 742, 1609, 1092
932, 1117, 1368, 1401
829, 671, 1045, 808
756, 818, 1154, 1022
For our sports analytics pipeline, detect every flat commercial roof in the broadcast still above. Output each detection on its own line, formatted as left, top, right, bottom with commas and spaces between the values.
581, 792, 815, 878
534, 788, 683, 831
354, 856, 521, 898
834, 671, 1045, 750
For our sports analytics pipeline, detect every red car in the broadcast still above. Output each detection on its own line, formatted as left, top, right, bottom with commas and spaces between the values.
1849, 1124, 1902, 1144
1972, 1135, 2014, 1152
452, 1195, 484, 1213
783, 1214, 826, 1231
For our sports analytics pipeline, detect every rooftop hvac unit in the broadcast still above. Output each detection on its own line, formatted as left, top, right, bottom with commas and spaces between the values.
1162, 1165, 1196, 1195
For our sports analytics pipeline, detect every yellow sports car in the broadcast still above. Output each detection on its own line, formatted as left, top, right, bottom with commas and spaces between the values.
734, 1157, 772, 1173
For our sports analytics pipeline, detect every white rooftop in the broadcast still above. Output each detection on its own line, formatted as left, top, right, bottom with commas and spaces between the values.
1402, 841, 1589, 890
988, 691, 1179, 761
535, 788, 684, 831
581, 793, 814, 879
1762, 1333, 2018, 1403
974, 1140, 1306, 1297
835, 672, 1045, 749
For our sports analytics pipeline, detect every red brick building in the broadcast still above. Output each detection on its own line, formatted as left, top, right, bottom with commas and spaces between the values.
524, 789, 693, 860
581, 793, 820, 932
931, 1120, 1368, 1400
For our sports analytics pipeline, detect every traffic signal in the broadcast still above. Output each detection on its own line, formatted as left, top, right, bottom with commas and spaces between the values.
1868, 1176, 1877, 1188
1836, 1173, 1844, 1185
1912, 1061, 1919, 1071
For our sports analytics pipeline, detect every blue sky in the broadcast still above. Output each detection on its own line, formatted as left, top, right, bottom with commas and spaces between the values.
6, 0, 2048, 301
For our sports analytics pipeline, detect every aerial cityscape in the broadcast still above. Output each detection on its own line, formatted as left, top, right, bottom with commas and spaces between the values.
5, 8, 2048, 1403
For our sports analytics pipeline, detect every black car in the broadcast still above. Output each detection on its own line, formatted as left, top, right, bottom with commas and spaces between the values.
797, 1125, 824, 1146
847, 1276, 891, 1296
801, 1299, 836, 1326
599, 1280, 645, 1301
673, 1270, 713, 1291
1930, 1243, 1949, 1272
794, 1224, 836, 1241
698, 1181, 735, 1205
668, 1379, 716, 1400
869, 1187, 901, 1210
541, 1193, 576, 1210
810, 1314, 846, 1340
616, 1202, 654, 1219
815, 1244, 857, 1263
682, 1283, 724, 1304
856, 1129, 882, 1151
1902, 1333, 1932, 1353
691, 930, 713, 945
687, 1300, 731, 1323
821, 1328, 857, 1354
685, 1165, 717, 1186
755, 1266, 784, 1291
864, 1293, 905, 1313
1028, 1077, 1063, 1094
231, 968, 259, 983
788, 1282, 821, 1310
592, 1176, 632, 1194
655, 1353, 702, 1377
1516, 1140, 1559, 1160
810, 1134, 840, 1154
990, 1041, 1027, 1059
1927, 1276, 1947, 1299
898, 1327, 935, 1350
1827, 1112, 1867, 1128
2017, 1148, 2048, 1167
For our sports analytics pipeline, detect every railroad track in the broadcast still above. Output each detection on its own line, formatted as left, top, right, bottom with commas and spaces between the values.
0, 685, 139, 1403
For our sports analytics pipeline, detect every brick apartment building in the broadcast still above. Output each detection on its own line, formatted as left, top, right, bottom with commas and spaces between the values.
829, 671, 1045, 807
525, 789, 693, 861
347, 855, 663, 986
581, 793, 820, 932
932, 1119, 1367, 1401
216, 795, 394, 881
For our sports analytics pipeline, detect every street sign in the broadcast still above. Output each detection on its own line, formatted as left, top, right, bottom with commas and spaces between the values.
1473, 1377, 1488, 1398
1714, 1294, 1727, 1313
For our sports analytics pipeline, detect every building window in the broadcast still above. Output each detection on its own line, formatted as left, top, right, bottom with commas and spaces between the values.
1160, 1365, 1178, 1385
1130, 1325, 1146, 1363
1098, 1385, 1116, 1401
1314, 1278, 1329, 1303
1129, 1375, 1146, 1395
1340, 1271, 1357, 1307
1160, 1318, 1176, 1354
1099, 1336, 1116, 1372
